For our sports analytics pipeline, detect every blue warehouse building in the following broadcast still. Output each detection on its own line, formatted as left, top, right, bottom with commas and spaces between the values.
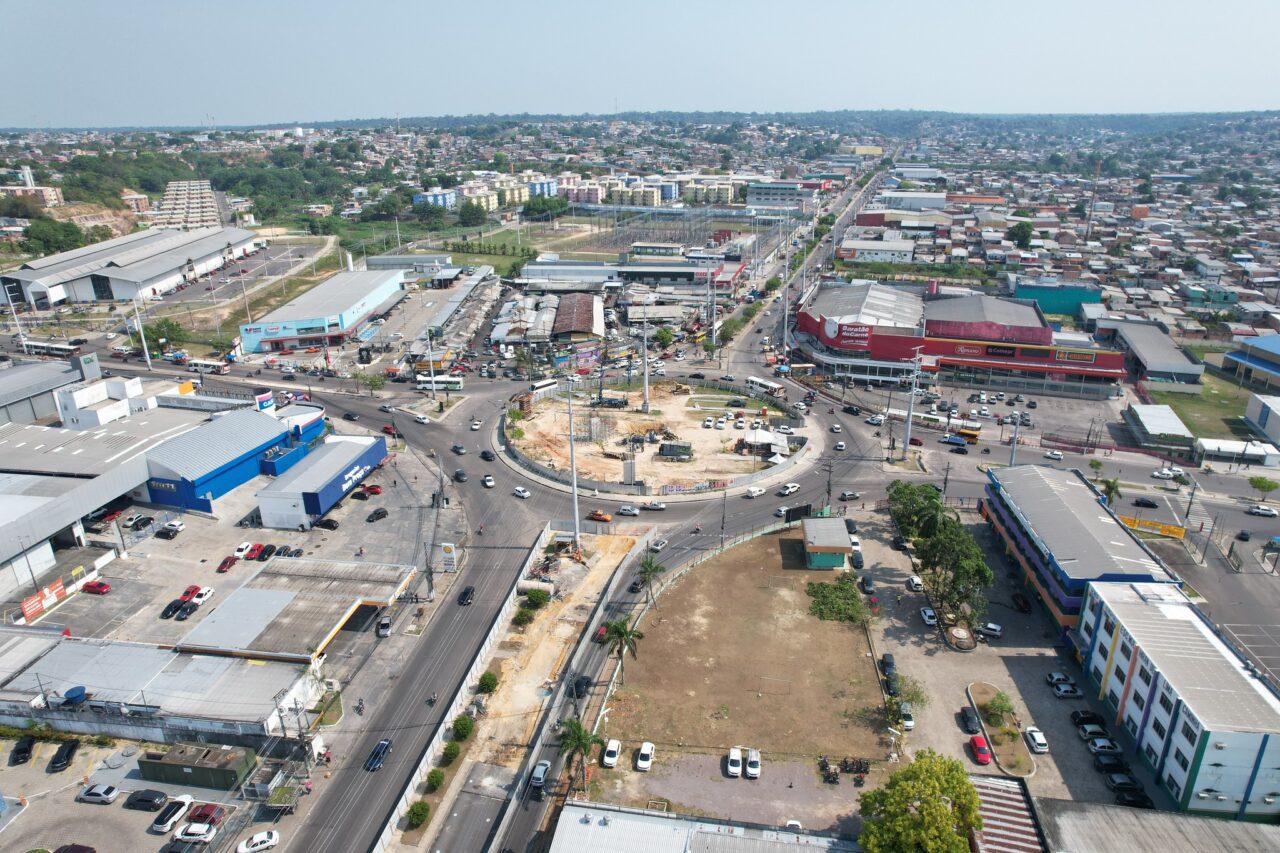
256, 436, 387, 529
238, 270, 406, 354
145, 408, 327, 513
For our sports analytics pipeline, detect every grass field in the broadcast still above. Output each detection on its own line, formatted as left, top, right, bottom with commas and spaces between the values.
1148, 372, 1253, 439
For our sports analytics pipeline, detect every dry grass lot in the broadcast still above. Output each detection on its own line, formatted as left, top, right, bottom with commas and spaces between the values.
608, 531, 883, 763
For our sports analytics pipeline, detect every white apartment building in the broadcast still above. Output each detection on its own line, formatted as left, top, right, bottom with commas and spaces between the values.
1078, 582, 1280, 820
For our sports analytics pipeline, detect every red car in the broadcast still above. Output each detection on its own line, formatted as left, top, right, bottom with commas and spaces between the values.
216, 556, 238, 573
382, 425, 399, 436
908, 437, 924, 446
101, 510, 123, 523
1012, 592, 1032, 613
970, 735, 992, 765
179, 584, 202, 602
363, 485, 383, 495
82, 580, 112, 595
187, 803, 227, 826
244, 543, 265, 561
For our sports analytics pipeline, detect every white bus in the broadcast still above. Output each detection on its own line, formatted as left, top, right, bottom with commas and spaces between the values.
21, 339, 81, 359
529, 378, 559, 393
416, 375, 464, 392
745, 375, 785, 397
188, 359, 230, 375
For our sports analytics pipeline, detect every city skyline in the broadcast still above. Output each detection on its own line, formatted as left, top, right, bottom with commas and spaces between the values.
6, 0, 1279, 128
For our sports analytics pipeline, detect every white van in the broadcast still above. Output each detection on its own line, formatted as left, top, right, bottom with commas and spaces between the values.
745, 487, 766, 498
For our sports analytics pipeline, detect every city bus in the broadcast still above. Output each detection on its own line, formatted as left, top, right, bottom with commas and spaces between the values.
957, 426, 982, 444
20, 339, 81, 358
528, 377, 558, 393
745, 375, 785, 397
417, 375, 464, 392
188, 359, 231, 375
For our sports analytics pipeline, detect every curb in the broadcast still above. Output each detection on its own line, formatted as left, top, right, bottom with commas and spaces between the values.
965, 682, 1036, 779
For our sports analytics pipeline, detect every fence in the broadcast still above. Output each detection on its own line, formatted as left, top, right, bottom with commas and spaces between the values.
371, 525, 552, 852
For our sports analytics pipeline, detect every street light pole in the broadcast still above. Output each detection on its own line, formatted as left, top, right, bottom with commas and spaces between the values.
901, 346, 923, 461
565, 380, 582, 551
641, 321, 650, 414
1008, 420, 1021, 467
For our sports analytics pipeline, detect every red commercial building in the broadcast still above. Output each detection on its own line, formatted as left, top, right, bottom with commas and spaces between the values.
793, 284, 1126, 398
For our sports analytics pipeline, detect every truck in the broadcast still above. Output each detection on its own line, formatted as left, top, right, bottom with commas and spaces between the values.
941, 434, 968, 447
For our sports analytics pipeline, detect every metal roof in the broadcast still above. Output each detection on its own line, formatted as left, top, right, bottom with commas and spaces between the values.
0, 360, 82, 407
258, 436, 382, 495
260, 270, 402, 322
970, 775, 1045, 853
0, 410, 204, 476
805, 280, 923, 329
990, 466, 1170, 582
802, 517, 851, 551
1110, 322, 1204, 376
924, 294, 1044, 328
1127, 404, 1193, 439
1090, 583, 1280, 733
552, 293, 601, 336
8, 227, 254, 288
146, 410, 287, 482
1035, 794, 1280, 852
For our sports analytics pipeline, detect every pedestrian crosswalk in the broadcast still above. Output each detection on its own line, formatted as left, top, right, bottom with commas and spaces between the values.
1175, 493, 1213, 531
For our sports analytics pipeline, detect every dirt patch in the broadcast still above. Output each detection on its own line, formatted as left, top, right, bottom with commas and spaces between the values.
970, 681, 1034, 776
602, 531, 885, 826
513, 383, 798, 487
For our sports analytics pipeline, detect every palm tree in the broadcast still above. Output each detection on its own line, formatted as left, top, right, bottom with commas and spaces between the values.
514, 347, 538, 374
1099, 477, 1122, 505
1089, 459, 1104, 480
557, 717, 603, 794
604, 618, 644, 686
637, 555, 667, 608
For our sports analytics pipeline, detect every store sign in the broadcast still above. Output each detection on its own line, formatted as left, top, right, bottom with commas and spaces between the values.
955, 344, 983, 356
1019, 347, 1052, 360
339, 462, 373, 494
985, 345, 1016, 358
440, 543, 457, 572
820, 318, 872, 349
1056, 349, 1097, 364
148, 480, 178, 492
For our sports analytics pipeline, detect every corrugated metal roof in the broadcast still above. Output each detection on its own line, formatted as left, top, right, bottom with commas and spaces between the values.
258, 437, 382, 495
260, 270, 402, 322
0, 360, 80, 407
10, 227, 254, 288
147, 410, 287, 481
924, 294, 1042, 328
971, 775, 1045, 853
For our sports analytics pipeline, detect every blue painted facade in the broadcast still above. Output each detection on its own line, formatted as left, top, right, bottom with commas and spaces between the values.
238, 270, 405, 353
302, 438, 387, 517
526, 179, 558, 198
413, 189, 457, 210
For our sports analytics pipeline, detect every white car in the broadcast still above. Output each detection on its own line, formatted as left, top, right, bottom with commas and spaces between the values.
779, 482, 800, 496
791, 401, 807, 412
636, 741, 655, 771
77, 783, 120, 804
745, 487, 766, 498
602, 738, 621, 768
906, 575, 924, 592
513, 486, 531, 499
920, 607, 938, 626
866, 414, 885, 425
174, 823, 219, 844
1151, 468, 1175, 480
649, 538, 669, 552
735, 419, 746, 429
238, 832, 282, 853
976, 622, 1003, 639
481, 475, 495, 488
190, 587, 214, 605
1044, 450, 1064, 461
414, 415, 430, 425
830, 424, 842, 433
234, 542, 253, 558
618, 505, 640, 516
775, 425, 794, 435
745, 747, 762, 779
715, 418, 727, 430
163, 519, 186, 532
848, 535, 862, 552
775, 505, 790, 518
1045, 671, 1076, 686
727, 746, 743, 777
703, 416, 714, 428
471, 420, 482, 431
1248, 504, 1279, 517
379, 404, 395, 413
1168, 466, 1186, 476
834, 441, 846, 451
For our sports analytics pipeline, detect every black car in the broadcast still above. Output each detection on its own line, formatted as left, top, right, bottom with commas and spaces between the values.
859, 576, 874, 594
454, 469, 468, 482
124, 789, 168, 811
69, 338, 89, 346
1071, 709, 1106, 727
688, 372, 706, 379
480, 450, 496, 461
727, 399, 745, 408
843, 518, 858, 534
842, 405, 862, 415
1238, 530, 1252, 542
628, 578, 645, 594
133, 516, 154, 530
11, 735, 35, 764
367, 508, 389, 523
351, 490, 369, 501
1094, 753, 1131, 773
365, 738, 393, 771
458, 585, 475, 606
1115, 791, 1154, 809
275, 543, 290, 555
572, 675, 592, 698
160, 599, 184, 619
892, 534, 908, 550
960, 706, 982, 734
258, 544, 277, 561
452, 444, 467, 455
1105, 773, 1145, 793
50, 738, 80, 771
851, 551, 865, 570
155, 526, 179, 540
885, 673, 900, 697
880, 653, 896, 676
1132, 497, 1159, 509
175, 601, 199, 621
315, 519, 339, 531
949, 446, 969, 455
1027, 400, 1038, 409
342, 412, 360, 421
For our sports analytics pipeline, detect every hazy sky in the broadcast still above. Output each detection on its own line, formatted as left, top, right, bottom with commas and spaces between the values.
6, 0, 1278, 128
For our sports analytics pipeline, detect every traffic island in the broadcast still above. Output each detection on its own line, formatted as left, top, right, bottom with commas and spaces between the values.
967, 682, 1034, 778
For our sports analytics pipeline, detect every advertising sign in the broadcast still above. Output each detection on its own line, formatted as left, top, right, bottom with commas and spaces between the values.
1056, 349, 1097, 364
985, 345, 1016, 358
819, 317, 872, 350
439, 543, 458, 573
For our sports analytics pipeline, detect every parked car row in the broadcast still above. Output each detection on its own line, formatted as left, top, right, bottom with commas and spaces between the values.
233, 541, 303, 561
600, 738, 656, 771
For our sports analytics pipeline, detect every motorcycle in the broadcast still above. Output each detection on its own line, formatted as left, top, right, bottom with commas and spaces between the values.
355, 698, 365, 716
873, 430, 881, 437
427, 693, 437, 707
828, 407, 835, 414
982, 447, 991, 454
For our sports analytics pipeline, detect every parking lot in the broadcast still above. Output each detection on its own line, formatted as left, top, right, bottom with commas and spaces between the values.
871, 513, 1174, 810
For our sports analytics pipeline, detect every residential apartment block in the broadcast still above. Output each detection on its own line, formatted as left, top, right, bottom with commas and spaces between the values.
413, 188, 457, 210
1077, 582, 1280, 820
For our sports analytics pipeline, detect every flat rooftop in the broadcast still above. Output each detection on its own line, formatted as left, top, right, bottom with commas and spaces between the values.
258, 436, 382, 496
1091, 583, 1280, 733
990, 466, 1172, 582
0, 409, 204, 476
802, 517, 852, 551
1110, 322, 1204, 376
0, 360, 83, 408
176, 557, 415, 660
804, 280, 923, 329
1128, 404, 1194, 439
260, 269, 402, 322
1035, 795, 1280, 852
924, 294, 1044, 329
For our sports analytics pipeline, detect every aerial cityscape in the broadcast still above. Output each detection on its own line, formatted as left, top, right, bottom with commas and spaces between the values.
3, 4, 1280, 853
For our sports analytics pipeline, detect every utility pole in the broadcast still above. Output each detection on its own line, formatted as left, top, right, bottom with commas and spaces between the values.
133, 298, 153, 371
942, 460, 952, 498
1008, 420, 1021, 467
565, 381, 582, 551
641, 321, 651, 413
1183, 477, 1199, 525
824, 457, 835, 508
720, 490, 727, 549
901, 346, 923, 461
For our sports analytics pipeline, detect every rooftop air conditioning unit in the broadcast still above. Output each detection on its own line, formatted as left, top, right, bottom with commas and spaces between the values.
1216, 795, 1228, 801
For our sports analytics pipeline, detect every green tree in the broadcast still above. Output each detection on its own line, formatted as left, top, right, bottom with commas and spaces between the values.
1006, 221, 1034, 249
653, 327, 674, 350
144, 318, 187, 349
425, 769, 445, 792
407, 800, 430, 828
557, 717, 603, 793
1099, 477, 1122, 505
478, 671, 499, 693
1248, 476, 1278, 502
458, 200, 487, 227
22, 218, 85, 255
452, 715, 474, 741
524, 588, 550, 609
1088, 459, 1104, 480
604, 618, 644, 685
764, 276, 782, 293
636, 555, 668, 608
894, 674, 931, 711
442, 741, 460, 764
858, 749, 982, 853
984, 691, 1015, 725
886, 480, 943, 540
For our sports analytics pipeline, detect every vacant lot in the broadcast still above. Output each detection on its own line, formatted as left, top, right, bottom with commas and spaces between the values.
598, 531, 883, 828
514, 382, 797, 486
1149, 373, 1252, 439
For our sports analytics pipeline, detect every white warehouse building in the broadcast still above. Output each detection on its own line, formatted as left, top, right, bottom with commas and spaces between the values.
1077, 581, 1280, 820
1, 226, 258, 306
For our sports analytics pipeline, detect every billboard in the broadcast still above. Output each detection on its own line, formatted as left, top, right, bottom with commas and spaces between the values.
818, 317, 872, 350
